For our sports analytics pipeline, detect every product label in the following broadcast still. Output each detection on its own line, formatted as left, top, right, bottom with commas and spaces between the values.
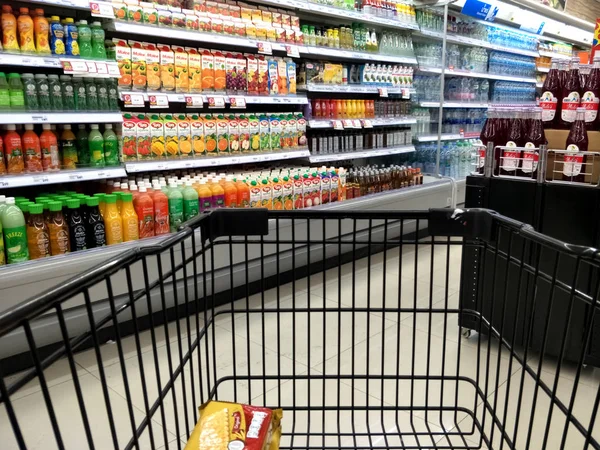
563, 144, 584, 177
540, 91, 558, 122
109, 220, 123, 244
31, 230, 50, 259
478, 146, 486, 168
183, 198, 199, 221
581, 91, 600, 123
169, 202, 184, 231
561, 92, 581, 122
213, 194, 224, 208
521, 143, 538, 174
4, 225, 29, 263
501, 142, 520, 172
93, 222, 106, 246
73, 224, 87, 251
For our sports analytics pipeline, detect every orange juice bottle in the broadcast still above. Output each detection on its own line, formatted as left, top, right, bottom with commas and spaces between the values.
121, 192, 139, 242
22, 124, 42, 173
5, 125, 24, 174
340, 99, 347, 119
223, 177, 238, 207
104, 194, 123, 245
17, 8, 35, 54
2, 5, 19, 52
32, 9, 50, 54
209, 180, 225, 208
153, 188, 170, 235
235, 178, 250, 207
134, 188, 154, 238
197, 180, 213, 211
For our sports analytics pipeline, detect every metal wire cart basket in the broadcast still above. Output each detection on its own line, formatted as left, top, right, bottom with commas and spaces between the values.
1, 208, 599, 449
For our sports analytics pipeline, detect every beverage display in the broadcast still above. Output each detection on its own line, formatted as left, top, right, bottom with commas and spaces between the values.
310, 99, 409, 119
309, 127, 412, 154
413, 140, 478, 178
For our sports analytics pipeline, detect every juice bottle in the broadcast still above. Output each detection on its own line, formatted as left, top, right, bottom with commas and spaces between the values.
103, 194, 123, 245
210, 181, 225, 208
86, 124, 104, 167
135, 186, 155, 238
564, 107, 588, 183
271, 177, 283, 209
26, 203, 50, 260
249, 180, 261, 207
582, 55, 600, 130
85, 197, 106, 248
152, 189, 169, 235
0, 135, 5, 175
61, 125, 78, 169
47, 201, 70, 255
103, 124, 119, 166
76, 125, 90, 167
78, 20, 92, 58
33, 9, 50, 54
67, 199, 87, 251
17, 8, 35, 54
49, 16, 65, 55
167, 183, 184, 232
498, 110, 522, 176
223, 177, 238, 207
197, 180, 213, 211
561, 58, 582, 129
90, 21, 107, 59
235, 178, 250, 207
2, 6, 19, 52
120, 193, 139, 242
5, 125, 24, 174
2, 198, 29, 263
0, 73, 10, 111
260, 179, 272, 209
183, 181, 199, 220
63, 18, 79, 57
8, 73, 24, 110
22, 124, 42, 173
520, 108, 546, 178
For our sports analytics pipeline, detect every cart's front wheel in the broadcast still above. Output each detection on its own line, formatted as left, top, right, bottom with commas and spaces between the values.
461, 328, 472, 339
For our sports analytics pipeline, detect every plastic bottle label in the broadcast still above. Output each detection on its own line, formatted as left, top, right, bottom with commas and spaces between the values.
73, 224, 87, 250
501, 142, 519, 172
200, 198, 212, 211
169, 201, 183, 231
4, 225, 29, 263
0, 89, 10, 107
92, 222, 106, 246
563, 144, 584, 177
561, 92, 581, 123
9, 90, 24, 107
540, 91, 558, 122
581, 91, 599, 123
213, 194, 224, 208
183, 199, 199, 221
521, 143, 538, 174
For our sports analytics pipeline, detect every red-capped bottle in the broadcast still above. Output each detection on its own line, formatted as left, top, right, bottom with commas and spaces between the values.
581, 55, 600, 130
560, 58, 582, 129
540, 60, 562, 129
563, 107, 588, 183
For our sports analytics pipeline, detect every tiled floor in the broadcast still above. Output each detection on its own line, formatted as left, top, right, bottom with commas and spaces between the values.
2, 240, 600, 449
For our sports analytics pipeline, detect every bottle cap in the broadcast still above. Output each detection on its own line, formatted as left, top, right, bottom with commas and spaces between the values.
29, 204, 43, 214
121, 192, 133, 202
25, 124, 34, 130
79, 19, 88, 24
67, 199, 80, 209
90, 124, 99, 129
86, 197, 99, 207
49, 201, 62, 212
104, 194, 117, 204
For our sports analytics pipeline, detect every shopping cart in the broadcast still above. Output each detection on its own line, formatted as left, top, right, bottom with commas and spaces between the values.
0, 208, 599, 449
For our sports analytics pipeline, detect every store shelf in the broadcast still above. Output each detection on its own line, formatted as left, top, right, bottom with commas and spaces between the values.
17, 0, 91, 9
0, 167, 126, 189
538, 50, 573, 60
0, 53, 119, 76
125, 149, 311, 173
418, 101, 489, 108
304, 46, 417, 64
536, 66, 550, 73
300, 84, 409, 94
414, 29, 539, 58
418, 67, 536, 84
307, 145, 415, 162
414, 133, 480, 142
0, 112, 123, 124
119, 91, 308, 105
308, 117, 416, 128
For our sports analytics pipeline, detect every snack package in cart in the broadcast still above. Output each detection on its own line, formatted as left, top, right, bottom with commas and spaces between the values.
184, 401, 282, 450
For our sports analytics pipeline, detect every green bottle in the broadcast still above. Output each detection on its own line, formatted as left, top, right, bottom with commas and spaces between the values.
167, 182, 183, 232
0, 73, 10, 111
102, 124, 119, 166
90, 21, 107, 60
1, 198, 29, 264
182, 181, 199, 221
88, 124, 105, 167
76, 125, 90, 167
73, 77, 87, 111
96, 78, 109, 111
77, 20, 92, 58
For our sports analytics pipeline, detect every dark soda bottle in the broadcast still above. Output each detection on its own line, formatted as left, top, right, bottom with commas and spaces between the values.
540, 60, 562, 129
500, 109, 524, 176
520, 108, 546, 178
563, 107, 588, 183
560, 58, 582, 129
581, 54, 600, 130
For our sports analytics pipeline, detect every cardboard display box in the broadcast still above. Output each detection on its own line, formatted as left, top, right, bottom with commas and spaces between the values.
545, 129, 600, 184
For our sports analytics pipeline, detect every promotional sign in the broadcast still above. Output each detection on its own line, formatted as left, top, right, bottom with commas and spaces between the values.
461, 0, 498, 22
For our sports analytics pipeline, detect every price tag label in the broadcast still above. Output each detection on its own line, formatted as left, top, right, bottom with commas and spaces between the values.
401, 88, 410, 100
95, 62, 108, 74
107, 62, 121, 77
32, 175, 50, 184
122, 93, 145, 107
89, 1, 115, 18
31, 115, 49, 122
362, 119, 373, 128
257, 42, 272, 55
0, 180, 10, 188
149, 93, 169, 108
352, 119, 362, 128
333, 120, 344, 130
185, 95, 204, 107
207, 96, 225, 108
68, 173, 84, 181
42, 58, 60, 67
460, 129, 465, 138
62, 59, 88, 73
378, 87, 388, 97
86, 61, 97, 73
229, 96, 246, 109
286, 45, 300, 58
342, 119, 354, 128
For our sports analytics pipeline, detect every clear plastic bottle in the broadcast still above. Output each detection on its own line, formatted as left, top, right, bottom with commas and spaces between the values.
90, 21, 106, 59
77, 20, 92, 58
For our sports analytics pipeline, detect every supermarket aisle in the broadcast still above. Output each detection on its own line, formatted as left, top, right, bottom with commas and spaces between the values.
1, 240, 599, 449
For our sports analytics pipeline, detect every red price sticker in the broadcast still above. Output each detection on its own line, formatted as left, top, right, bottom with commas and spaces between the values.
362, 119, 373, 128
122, 93, 145, 107
89, 1, 115, 18
401, 88, 410, 99
149, 94, 169, 109
352, 119, 362, 128
207, 96, 225, 108
229, 96, 246, 109
62, 59, 88, 73
378, 87, 388, 97
286, 45, 300, 58
185, 95, 204, 108
333, 120, 344, 130
257, 42, 272, 55
342, 119, 354, 128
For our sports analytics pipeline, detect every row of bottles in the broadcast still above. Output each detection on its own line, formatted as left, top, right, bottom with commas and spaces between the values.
345, 165, 422, 199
